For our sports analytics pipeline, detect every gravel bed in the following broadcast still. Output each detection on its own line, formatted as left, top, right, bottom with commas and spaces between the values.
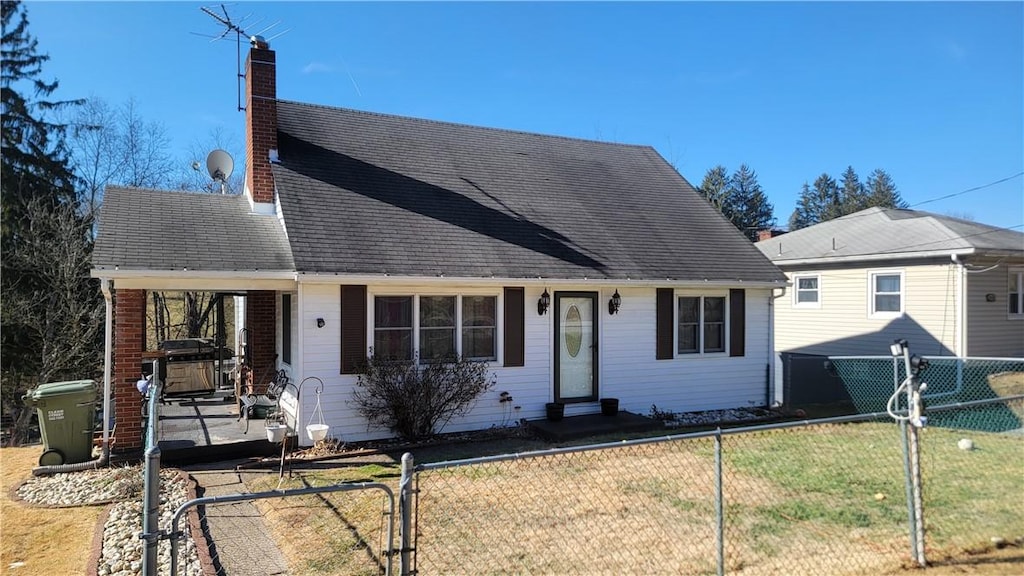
17, 465, 202, 576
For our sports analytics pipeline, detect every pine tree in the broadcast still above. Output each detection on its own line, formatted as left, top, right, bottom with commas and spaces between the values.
839, 165, 869, 214
788, 173, 841, 230
697, 165, 734, 222
1, 0, 79, 214
728, 164, 775, 240
1, 1, 101, 441
865, 168, 906, 209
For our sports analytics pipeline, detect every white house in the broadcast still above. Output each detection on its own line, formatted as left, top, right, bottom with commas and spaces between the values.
92, 39, 785, 451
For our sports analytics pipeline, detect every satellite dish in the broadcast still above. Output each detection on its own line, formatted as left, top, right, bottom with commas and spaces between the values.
206, 149, 234, 183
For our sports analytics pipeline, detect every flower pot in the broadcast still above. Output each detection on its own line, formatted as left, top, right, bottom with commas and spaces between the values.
545, 402, 564, 422
306, 423, 330, 442
601, 398, 619, 417
265, 423, 287, 443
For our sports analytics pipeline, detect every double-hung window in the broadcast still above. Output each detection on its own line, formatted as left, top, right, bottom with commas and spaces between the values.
374, 296, 414, 360
373, 294, 497, 362
793, 275, 820, 307
869, 270, 904, 318
677, 295, 726, 355
1010, 268, 1024, 317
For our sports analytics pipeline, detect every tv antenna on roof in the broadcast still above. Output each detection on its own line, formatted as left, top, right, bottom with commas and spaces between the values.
195, 4, 290, 112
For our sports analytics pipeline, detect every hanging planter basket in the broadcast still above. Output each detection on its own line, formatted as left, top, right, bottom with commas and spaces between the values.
306, 423, 329, 442
305, 380, 329, 442
266, 423, 287, 443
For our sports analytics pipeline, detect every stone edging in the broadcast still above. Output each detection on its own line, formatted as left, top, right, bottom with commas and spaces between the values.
183, 470, 218, 576
87, 504, 113, 576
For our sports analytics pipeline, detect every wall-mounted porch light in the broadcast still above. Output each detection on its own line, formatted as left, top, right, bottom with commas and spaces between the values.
538, 289, 550, 315
608, 289, 622, 315
316, 318, 326, 328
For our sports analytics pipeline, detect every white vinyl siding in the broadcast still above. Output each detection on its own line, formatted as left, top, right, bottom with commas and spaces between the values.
774, 262, 959, 356
966, 260, 1024, 357
290, 284, 772, 445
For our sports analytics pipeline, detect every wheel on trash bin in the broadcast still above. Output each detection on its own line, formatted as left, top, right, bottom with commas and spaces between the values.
39, 448, 65, 466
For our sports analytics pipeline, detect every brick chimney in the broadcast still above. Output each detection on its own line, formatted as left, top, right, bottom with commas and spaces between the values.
245, 36, 277, 207
756, 229, 785, 242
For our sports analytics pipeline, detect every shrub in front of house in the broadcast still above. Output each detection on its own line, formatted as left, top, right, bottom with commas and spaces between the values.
352, 351, 496, 440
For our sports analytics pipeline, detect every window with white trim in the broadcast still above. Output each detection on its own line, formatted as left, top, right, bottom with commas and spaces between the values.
677, 294, 727, 355
869, 270, 904, 317
793, 275, 820, 307
373, 294, 498, 362
1010, 268, 1024, 316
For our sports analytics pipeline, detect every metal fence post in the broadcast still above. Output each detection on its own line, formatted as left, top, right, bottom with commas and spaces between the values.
715, 428, 724, 576
399, 452, 415, 576
907, 408, 927, 567
141, 358, 162, 575
899, 420, 919, 564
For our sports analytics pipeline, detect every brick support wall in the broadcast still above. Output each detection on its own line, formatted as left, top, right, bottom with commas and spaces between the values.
112, 288, 145, 453
245, 44, 277, 204
246, 290, 278, 391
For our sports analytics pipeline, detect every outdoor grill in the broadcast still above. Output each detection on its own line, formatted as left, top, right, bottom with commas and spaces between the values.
158, 339, 233, 396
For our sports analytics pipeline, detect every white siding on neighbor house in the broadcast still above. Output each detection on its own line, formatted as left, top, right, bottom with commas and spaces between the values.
773, 259, 960, 357
965, 258, 1024, 357
283, 283, 772, 444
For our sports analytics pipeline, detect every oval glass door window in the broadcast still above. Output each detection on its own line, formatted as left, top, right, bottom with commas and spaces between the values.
564, 305, 582, 357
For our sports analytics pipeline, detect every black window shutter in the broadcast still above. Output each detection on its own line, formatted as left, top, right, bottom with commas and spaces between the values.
730, 288, 745, 357
340, 285, 367, 374
503, 287, 525, 367
656, 288, 674, 360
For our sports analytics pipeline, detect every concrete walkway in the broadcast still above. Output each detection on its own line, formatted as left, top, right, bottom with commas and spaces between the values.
183, 461, 290, 576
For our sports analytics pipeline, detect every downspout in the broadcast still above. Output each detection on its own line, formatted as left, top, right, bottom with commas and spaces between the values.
33, 278, 113, 475
768, 286, 788, 407
951, 254, 967, 356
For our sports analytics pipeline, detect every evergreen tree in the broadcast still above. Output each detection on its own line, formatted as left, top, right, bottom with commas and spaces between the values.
865, 168, 906, 209
788, 173, 841, 230
839, 165, 869, 214
697, 165, 734, 222
728, 164, 775, 241
1, 1, 101, 441
788, 182, 815, 230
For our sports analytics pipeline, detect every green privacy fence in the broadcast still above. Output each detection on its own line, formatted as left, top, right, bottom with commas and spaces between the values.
825, 356, 1024, 432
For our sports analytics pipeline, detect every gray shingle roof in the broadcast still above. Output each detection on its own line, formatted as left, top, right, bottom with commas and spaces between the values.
757, 207, 1024, 264
273, 101, 784, 282
93, 187, 294, 272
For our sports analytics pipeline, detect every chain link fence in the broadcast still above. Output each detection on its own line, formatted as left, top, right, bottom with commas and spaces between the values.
148, 354, 1021, 575
920, 397, 1024, 560
826, 356, 1024, 414
409, 399, 1022, 575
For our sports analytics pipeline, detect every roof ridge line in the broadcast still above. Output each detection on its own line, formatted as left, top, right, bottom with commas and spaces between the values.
276, 99, 652, 150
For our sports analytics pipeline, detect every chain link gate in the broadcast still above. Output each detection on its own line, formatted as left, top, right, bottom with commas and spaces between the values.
168, 482, 396, 576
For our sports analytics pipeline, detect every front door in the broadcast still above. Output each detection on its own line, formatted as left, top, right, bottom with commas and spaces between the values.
554, 292, 598, 403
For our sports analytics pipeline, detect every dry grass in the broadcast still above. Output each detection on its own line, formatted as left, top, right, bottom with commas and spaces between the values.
247, 463, 401, 576
248, 420, 1023, 576
0, 446, 103, 575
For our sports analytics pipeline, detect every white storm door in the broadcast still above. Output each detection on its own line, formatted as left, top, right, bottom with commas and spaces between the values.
554, 292, 598, 402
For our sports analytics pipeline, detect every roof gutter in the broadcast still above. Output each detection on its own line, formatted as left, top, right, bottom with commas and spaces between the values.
767, 248, 976, 268
90, 269, 298, 291
295, 272, 785, 289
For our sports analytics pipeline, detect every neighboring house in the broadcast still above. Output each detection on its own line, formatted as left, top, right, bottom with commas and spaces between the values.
92, 39, 785, 451
756, 207, 1024, 363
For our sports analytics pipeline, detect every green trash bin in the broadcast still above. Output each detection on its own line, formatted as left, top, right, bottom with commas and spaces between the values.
22, 380, 98, 466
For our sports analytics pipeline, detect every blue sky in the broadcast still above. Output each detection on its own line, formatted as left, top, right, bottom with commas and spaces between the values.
26, 1, 1024, 230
